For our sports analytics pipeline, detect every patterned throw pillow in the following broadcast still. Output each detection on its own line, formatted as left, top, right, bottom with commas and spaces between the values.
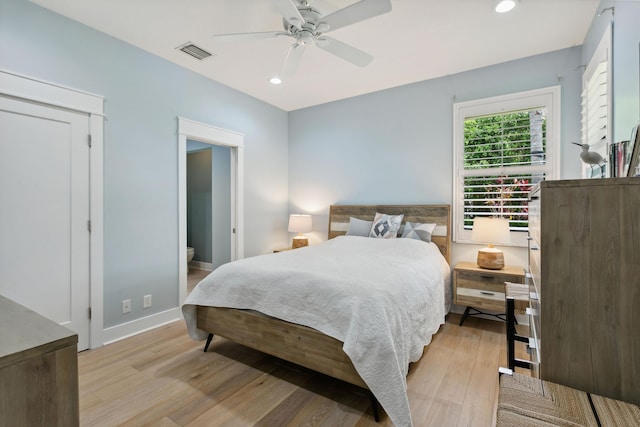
369, 212, 404, 239
401, 222, 436, 242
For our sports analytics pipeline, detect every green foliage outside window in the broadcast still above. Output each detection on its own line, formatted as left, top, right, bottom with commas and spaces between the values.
463, 111, 546, 230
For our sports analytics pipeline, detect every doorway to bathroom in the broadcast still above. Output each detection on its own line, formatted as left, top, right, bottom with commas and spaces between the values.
186, 141, 231, 290
177, 117, 244, 305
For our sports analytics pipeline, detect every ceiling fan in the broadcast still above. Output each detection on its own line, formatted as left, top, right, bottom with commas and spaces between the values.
212, 0, 392, 80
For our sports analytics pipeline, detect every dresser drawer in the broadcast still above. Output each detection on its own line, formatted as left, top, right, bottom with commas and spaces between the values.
528, 242, 541, 299
529, 290, 541, 338
528, 307, 541, 378
528, 188, 541, 244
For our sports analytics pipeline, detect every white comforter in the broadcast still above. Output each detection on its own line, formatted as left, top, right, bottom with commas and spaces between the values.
182, 236, 451, 427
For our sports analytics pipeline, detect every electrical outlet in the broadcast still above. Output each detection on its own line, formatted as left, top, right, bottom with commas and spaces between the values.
143, 294, 152, 309
122, 299, 131, 314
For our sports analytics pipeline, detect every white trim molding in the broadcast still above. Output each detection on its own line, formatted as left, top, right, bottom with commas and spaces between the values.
452, 86, 561, 247
0, 69, 105, 349
102, 308, 181, 345
178, 117, 244, 308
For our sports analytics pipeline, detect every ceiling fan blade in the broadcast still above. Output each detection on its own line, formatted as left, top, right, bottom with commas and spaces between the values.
273, 0, 306, 29
316, 36, 372, 67
280, 43, 306, 77
212, 31, 288, 42
320, 0, 391, 33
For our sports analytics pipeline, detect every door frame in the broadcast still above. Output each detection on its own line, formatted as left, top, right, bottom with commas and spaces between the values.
0, 69, 105, 349
178, 117, 244, 306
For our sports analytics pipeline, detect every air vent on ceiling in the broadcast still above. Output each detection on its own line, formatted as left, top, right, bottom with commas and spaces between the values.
177, 42, 214, 61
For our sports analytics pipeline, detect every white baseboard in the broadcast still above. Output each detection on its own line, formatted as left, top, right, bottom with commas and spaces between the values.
189, 260, 212, 271
102, 307, 182, 346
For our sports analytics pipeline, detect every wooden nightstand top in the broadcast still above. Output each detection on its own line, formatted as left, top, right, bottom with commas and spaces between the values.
454, 261, 525, 277
273, 247, 292, 253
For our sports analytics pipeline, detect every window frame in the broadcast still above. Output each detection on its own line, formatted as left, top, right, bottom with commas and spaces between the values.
452, 86, 561, 247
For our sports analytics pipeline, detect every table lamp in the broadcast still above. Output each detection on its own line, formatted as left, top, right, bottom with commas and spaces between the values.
288, 214, 312, 249
471, 217, 510, 269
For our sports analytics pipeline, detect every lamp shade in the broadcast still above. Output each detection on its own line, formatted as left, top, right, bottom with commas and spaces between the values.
288, 214, 312, 233
471, 217, 510, 245
472, 217, 510, 269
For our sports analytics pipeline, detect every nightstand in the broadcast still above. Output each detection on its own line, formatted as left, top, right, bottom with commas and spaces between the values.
453, 261, 525, 326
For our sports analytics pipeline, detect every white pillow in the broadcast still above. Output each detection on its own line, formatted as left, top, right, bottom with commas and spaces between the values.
401, 221, 436, 242
345, 217, 373, 237
369, 212, 404, 239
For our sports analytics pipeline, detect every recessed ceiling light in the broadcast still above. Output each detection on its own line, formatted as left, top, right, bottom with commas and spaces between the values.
495, 0, 516, 13
269, 76, 282, 85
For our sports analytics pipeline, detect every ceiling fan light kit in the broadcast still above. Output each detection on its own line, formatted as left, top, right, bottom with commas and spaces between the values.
212, 0, 392, 82
495, 0, 517, 13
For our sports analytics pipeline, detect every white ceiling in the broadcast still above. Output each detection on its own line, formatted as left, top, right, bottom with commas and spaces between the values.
31, 0, 600, 111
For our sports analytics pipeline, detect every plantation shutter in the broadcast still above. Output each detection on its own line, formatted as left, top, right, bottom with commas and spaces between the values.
580, 25, 610, 178
581, 60, 607, 151
462, 110, 547, 232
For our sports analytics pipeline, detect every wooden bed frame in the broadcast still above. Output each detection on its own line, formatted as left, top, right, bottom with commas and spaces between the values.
196, 204, 451, 418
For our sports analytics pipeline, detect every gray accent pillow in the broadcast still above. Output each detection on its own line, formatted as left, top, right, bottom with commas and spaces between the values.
345, 217, 373, 237
401, 221, 436, 242
369, 212, 404, 239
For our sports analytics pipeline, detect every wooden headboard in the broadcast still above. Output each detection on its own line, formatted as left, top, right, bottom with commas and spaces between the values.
328, 204, 451, 263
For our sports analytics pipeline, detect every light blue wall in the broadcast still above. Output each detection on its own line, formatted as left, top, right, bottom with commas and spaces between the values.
584, 0, 640, 143
2, 0, 622, 328
288, 47, 584, 268
185, 143, 231, 269
0, 0, 289, 328
187, 148, 213, 264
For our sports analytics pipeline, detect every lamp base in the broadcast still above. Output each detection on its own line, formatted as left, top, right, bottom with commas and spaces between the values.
477, 247, 504, 269
292, 236, 308, 249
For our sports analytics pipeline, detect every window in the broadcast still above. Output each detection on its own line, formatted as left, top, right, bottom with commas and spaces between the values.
453, 87, 560, 246
581, 25, 611, 178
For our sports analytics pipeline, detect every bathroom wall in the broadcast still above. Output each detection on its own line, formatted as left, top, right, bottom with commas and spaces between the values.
186, 140, 232, 270
187, 148, 212, 264
211, 145, 231, 270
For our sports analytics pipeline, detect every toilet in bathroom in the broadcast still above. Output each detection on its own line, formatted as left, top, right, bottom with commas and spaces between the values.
187, 247, 195, 272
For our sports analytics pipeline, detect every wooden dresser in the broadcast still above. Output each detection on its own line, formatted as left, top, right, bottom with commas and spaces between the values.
527, 178, 640, 405
0, 295, 79, 426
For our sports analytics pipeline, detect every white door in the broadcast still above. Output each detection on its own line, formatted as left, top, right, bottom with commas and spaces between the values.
0, 95, 90, 350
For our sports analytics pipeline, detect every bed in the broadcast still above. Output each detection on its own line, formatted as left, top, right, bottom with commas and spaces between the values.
182, 204, 451, 427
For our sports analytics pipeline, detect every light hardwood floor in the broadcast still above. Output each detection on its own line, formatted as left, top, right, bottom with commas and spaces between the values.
79, 314, 529, 426
187, 268, 210, 294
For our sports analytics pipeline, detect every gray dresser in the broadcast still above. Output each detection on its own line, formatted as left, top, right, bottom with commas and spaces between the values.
0, 295, 79, 426
527, 178, 640, 405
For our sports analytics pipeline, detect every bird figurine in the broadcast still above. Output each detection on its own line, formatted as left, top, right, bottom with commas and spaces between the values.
572, 142, 605, 165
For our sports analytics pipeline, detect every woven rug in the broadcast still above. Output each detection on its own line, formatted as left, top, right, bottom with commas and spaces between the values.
497, 373, 597, 426
497, 373, 640, 426
591, 394, 640, 425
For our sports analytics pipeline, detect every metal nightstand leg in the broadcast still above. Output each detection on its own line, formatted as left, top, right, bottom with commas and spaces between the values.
459, 306, 508, 326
